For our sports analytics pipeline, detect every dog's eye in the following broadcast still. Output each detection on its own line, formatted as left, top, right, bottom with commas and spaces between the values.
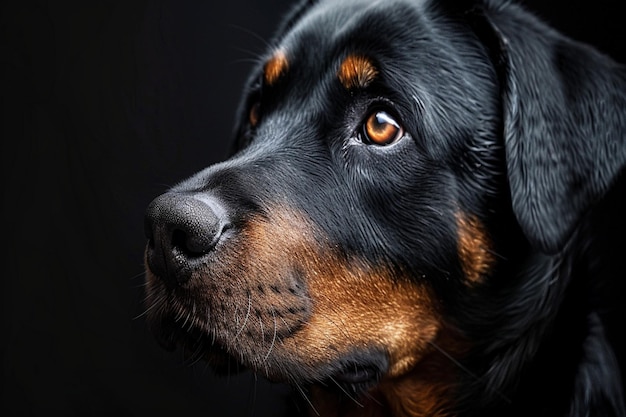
249, 101, 261, 127
362, 111, 404, 146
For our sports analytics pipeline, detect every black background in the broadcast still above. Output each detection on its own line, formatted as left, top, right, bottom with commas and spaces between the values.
1, 1, 624, 416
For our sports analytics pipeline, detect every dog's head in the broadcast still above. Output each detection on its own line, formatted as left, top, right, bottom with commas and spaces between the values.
144, 0, 625, 414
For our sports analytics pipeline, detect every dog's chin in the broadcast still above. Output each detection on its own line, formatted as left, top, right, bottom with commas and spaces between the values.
151, 316, 388, 394
149, 317, 244, 375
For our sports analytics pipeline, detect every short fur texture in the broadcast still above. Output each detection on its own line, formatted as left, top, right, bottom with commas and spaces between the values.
143, 1, 626, 415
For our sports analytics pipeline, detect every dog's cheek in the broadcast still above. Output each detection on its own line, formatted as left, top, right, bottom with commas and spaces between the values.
288, 264, 441, 377
456, 211, 495, 285
221, 208, 445, 373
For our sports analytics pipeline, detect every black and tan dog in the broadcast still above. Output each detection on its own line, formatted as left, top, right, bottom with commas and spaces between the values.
143, 0, 626, 415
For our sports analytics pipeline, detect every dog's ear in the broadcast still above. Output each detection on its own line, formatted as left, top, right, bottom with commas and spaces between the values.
477, 2, 626, 253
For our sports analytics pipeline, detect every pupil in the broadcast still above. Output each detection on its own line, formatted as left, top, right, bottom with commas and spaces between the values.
363, 110, 402, 145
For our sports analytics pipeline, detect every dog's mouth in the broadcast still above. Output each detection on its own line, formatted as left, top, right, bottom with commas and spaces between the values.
143, 206, 453, 414
153, 312, 388, 397
144, 259, 459, 417
151, 307, 388, 383
319, 351, 389, 396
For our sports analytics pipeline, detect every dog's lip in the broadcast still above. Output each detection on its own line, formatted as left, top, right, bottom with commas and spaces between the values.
156, 326, 244, 372
332, 363, 381, 385
320, 349, 389, 394
150, 314, 237, 364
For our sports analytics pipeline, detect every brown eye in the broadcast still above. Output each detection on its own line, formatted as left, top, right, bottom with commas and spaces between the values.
249, 101, 261, 127
363, 111, 404, 145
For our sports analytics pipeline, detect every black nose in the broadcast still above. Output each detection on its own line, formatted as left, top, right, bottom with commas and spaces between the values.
144, 192, 230, 286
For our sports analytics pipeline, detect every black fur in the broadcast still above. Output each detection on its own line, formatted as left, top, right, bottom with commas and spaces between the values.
144, 0, 626, 415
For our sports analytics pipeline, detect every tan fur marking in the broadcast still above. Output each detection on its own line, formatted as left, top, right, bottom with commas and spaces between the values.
380, 328, 469, 417
147, 207, 464, 416
307, 326, 468, 417
235, 210, 440, 375
236, 211, 438, 361
240, 210, 460, 416
456, 212, 494, 284
264, 50, 289, 85
338, 55, 378, 89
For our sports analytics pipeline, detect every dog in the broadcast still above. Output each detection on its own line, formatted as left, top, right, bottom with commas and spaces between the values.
143, 0, 626, 415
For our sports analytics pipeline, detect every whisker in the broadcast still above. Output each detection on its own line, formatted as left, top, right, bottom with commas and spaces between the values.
234, 293, 252, 340
228, 57, 266, 67
188, 301, 197, 332
427, 340, 511, 404
133, 292, 167, 320
361, 389, 384, 407
228, 24, 272, 50
247, 372, 259, 417
327, 375, 364, 407
262, 311, 278, 363
231, 46, 264, 58
131, 280, 150, 289
181, 309, 191, 331
186, 338, 207, 367
428, 340, 479, 380
259, 315, 265, 343
129, 270, 149, 282
312, 292, 354, 344
294, 383, 319, 417
279, 316, 291, 334
205, 305, 212, 334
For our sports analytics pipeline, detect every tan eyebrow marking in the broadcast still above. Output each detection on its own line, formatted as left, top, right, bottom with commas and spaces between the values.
338, 55, 378, 89
264, 50, 289, 85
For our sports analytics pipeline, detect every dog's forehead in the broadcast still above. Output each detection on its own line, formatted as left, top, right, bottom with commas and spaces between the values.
279, 0, 428, 60
306, 0, 427, 21
258, 0, 438, 98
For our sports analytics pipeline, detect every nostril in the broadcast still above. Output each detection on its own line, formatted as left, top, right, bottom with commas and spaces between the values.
171, 229, 188, 254
170, 226, 222, 258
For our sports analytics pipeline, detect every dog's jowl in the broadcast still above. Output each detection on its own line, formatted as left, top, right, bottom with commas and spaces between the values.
143, 0, 626, 416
